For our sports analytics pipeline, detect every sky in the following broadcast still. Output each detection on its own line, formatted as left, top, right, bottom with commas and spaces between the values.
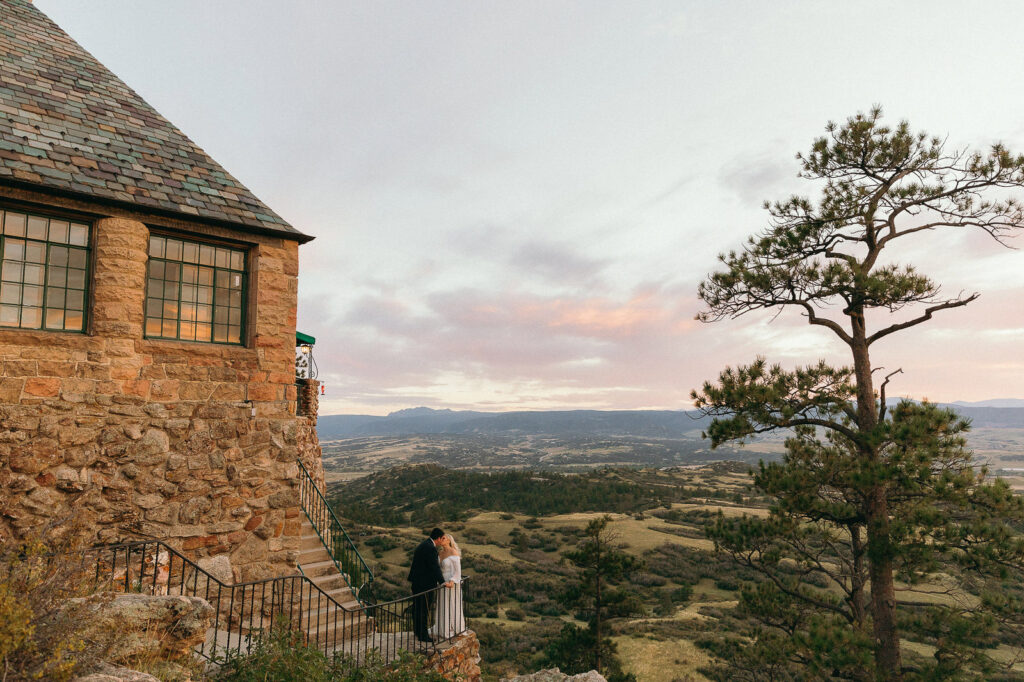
33, 0, 1024, 415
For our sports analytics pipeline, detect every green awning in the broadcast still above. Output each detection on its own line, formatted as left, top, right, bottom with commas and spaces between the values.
296, 331, 316, 346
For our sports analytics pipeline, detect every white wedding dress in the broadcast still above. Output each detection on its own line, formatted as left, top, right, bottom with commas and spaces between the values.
429, 555, 465, 639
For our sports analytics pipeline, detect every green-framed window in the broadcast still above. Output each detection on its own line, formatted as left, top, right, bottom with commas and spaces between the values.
145, 235, 246, 344
0, 208, 90, 332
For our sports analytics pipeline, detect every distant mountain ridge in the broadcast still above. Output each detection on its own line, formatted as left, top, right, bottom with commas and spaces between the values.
316, 402, 1024, 439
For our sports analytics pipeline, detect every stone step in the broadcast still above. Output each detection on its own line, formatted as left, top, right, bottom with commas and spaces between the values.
310, 571, 349, 592
300, 534, 325, 550
324, 588, 360, 609
298, 546, 331, 564
303, 615, 374, 644
301, 558, 339, 579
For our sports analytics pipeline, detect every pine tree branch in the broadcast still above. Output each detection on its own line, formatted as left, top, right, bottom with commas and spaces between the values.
866, 295, 979, 345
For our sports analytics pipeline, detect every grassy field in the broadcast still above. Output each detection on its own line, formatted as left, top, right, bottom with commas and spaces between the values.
337, 459, 1024, 680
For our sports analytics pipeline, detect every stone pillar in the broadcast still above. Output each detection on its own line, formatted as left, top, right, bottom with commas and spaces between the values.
296, 378, 319, 419
91, 217, 148, 340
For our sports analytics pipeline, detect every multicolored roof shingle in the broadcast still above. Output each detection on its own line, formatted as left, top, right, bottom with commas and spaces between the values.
0, 0, 310, 241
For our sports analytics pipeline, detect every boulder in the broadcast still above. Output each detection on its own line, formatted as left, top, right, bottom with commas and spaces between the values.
83, 593, 213, 662
501, 669, 608, 682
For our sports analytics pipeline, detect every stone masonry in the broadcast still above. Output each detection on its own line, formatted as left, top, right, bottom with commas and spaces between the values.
0, 188, 323, 582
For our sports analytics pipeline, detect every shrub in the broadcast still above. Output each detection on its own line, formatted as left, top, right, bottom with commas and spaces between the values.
0, 529, 120, 682
213, 622, 449, 681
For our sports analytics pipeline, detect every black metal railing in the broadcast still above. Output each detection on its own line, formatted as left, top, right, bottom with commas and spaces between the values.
90, 540, 468, 663
297, 459, 373, 603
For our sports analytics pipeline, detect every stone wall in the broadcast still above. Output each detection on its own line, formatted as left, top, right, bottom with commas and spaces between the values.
427, 631, 482, 682
0, 189, 323, 582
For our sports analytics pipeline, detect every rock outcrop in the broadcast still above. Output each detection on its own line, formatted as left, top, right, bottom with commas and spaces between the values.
428, 631, 482, 682
501, 669, 608, 682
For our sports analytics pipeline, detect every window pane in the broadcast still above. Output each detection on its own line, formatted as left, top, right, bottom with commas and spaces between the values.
227, 326, 240, 344
182, 264, 197, 284
166, 239, 182, 260
69, 224, 88, 247
213, 325, 227, 343
147, 279, 162, 298
1, 261, 22, 282
22, 285, 42, 307
146, 299, 161, 317
215, 270, 228, 288
181, 284, 196, 303
163, 281, 178, 299
44, 308, 64, 329
229, 308, 241, 326
47, 288, 65, 308
198, 268, 213, 286
49, 220, 69, 244
183, 241, 198, 263
68, 249, 87, 269
67, 269, 86, 290
66, 289, 84, 310
162, 301, 178, 319
47, 267, 67, 288
199, 244, 214, 266
26, 215, 46, 240
5, 238, 25, 261
64, 310, 83, 331
149, 260, 164, 278
23, 264, 43, 285
25, 241, 45, 264
4, 212, 25, 237
146, 317, 161, 336
197, 286, 212, 304
179, 321, 195, 340
161, 319, 176, 337
196, 322, 211, 341
149, 236, 165, 258
0, 305, 19, 325
0, 283, 20, 304
50, 246, 69, 267
229, 290, 241, 307
215, 248, 228, 268
20, 307, 41, 328
196, 304, 212, 323
230, 251, 243, 271
181, 303, 195, 321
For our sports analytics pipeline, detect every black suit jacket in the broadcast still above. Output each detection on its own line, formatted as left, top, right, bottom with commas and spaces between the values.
408, 538, 444, 591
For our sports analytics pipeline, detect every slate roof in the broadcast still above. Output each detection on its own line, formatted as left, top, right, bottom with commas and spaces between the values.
0, 0, 310, 242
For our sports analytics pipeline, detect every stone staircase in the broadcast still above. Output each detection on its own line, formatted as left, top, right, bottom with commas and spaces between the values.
297, 516, 373, 646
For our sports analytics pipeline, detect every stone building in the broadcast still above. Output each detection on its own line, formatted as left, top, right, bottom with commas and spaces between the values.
0, 0, 324, 582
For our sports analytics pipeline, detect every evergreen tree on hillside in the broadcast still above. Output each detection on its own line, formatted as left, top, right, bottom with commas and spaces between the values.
693, 108, 1024, 680
548, 515, 641, 681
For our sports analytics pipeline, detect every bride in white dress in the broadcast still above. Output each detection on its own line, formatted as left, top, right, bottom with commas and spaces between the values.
430, 533, 465, 639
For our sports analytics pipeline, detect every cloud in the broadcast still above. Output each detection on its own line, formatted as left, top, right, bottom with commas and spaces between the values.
718, 150, 795, 208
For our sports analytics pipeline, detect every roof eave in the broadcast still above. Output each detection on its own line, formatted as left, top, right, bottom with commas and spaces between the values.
0, 177, 315, 244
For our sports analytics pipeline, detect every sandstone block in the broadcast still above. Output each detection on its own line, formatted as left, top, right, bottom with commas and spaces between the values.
24, 377, 60, 397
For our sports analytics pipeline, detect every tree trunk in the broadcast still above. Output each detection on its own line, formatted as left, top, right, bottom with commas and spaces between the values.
867, 494, 901, 678
850, 311, 902, 679
595, 538, 602, 674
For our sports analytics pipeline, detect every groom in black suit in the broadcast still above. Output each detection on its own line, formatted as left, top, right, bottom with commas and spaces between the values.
408, 527, 447, 642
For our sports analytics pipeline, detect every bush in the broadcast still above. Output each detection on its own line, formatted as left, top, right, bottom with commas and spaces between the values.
0, 531, 121, 682
213, 623, 449, 681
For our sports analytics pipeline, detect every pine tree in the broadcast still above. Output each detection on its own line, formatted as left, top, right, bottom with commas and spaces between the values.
555, 515, 641, 680
693, 108, 1024, 680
